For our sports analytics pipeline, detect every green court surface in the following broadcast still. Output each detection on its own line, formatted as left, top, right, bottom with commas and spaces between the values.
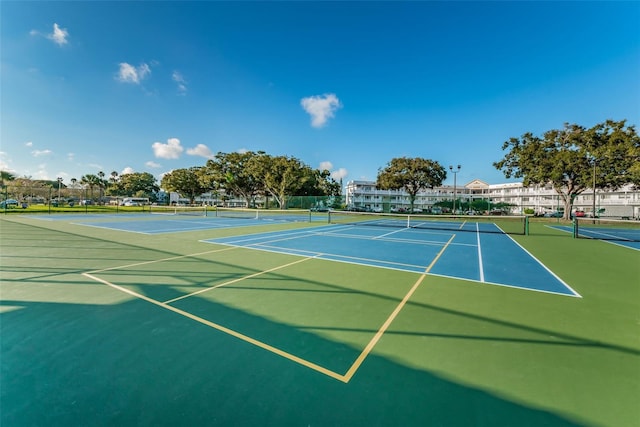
1, 215, 638, 426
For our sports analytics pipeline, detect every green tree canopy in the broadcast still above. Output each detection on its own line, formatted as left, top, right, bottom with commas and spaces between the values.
1, 171, 17, 188
249, 154, 312, 209
494, 119, 640, 219
80, 174, 101, 201
376, 157, 447, 211
160, 168, 208, 204
109, 172, 159, 198
203, 151, 263, 207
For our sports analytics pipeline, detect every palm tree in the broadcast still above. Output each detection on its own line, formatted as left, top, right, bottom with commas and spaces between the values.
98, 171, 106, 204
80, 174, 101, 202
1, 170, 16, 189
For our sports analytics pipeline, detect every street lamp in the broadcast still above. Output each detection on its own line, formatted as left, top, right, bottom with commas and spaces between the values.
57, 177, 63, 205
449, 165, 461, 214
585, 153, 597, 220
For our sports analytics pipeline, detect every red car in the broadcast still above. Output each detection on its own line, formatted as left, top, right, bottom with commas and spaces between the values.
573, 210, 586, 217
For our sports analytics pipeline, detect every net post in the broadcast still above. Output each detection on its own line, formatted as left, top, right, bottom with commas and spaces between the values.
572, 218, 578, 238
525, 216, 529, 235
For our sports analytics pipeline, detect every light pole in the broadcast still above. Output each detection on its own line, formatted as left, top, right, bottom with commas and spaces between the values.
449, 165, 461, 214
57, 177, 63, 205
586, 153, 597, 220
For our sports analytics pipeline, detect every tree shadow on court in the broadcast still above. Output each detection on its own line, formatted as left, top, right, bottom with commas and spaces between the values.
1, 297, 589, 427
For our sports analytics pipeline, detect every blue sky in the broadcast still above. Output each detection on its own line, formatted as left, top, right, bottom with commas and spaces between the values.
2, 1, 639, 188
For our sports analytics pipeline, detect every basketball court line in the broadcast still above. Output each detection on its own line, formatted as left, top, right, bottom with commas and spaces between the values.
82, 237, 456, 383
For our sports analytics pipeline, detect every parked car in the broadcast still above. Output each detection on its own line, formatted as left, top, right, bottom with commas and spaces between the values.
572, 210, 586, 218
543, 211, 563, 218
0, 199, 19, 208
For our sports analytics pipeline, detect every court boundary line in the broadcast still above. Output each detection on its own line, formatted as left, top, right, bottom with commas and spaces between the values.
210, 227, 474, 252
163, 256, 319, 304
82, 238, 457, 383
547, 224, 640, 252
203, 232, 581, 297
343, 234, 455, 381
502, 233, 581, 298
476, 223, 485, 282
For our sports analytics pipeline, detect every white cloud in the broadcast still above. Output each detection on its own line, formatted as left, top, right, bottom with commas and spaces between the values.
331, 168, 348, 180
67, 153, 75, 161
48, 23, 69, 46
25, 141, 33, 147
121, 167, 135, 175
0, 152, 13, 173
186, 144, 213, 159
33, 168, 50, 180
172, 71, 187, 95
319, 161, 333, 171
116, 62, 151, 84
31, 149, 52, 157
152, 137, 184, 159
300, 93, 342, 128
145, 161, 161, 168
237, 148, 248, 154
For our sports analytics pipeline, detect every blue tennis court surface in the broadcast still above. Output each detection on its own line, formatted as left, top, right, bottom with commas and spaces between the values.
550, 224, 640, 251
27, 213, 320, 234
27, 213, 580, 296
202, 224, 580, 297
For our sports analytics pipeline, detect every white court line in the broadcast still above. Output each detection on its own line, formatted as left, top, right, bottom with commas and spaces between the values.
86, 246, 240, 274
373, 228, 407, 239
476, 223, 485, 282
502, 233, 582, 298
254, 243, 430, 271
163, 255, 319, 304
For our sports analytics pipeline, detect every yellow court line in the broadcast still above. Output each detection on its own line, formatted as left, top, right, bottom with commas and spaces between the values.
83, 271, 347, 382
458, 220, 467, 230
87, 246, 240, 274
83, 235, 456, 384
163, 255, 318, 304
342, 234, 456, 382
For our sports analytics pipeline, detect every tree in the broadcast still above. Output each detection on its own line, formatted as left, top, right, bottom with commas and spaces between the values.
376, 157, 447, 212
298, 168, 342, 197
254, 155, 311, 209
97, 171, 107, 204
80, 174, 101, 201
161, 167, 208, 204
1, 171, 16, 188
494, 120, 640, 220
204, 151, 263, 207
117, 172, 159, 198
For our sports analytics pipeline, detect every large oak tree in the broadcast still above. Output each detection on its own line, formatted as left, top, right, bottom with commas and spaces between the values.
494, 120, 640, 220
376, 157, 447, 211
161, 167, 208, 204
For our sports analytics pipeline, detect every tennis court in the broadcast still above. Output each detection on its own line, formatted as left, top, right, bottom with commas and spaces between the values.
1, 213, 638, 426
202, 223, 578, 296
550, 217, 640, 250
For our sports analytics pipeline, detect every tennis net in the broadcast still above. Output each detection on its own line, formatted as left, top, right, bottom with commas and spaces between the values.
573, 217, 640, 242
215, 207, 312, 222
149, 205, 208, 216
328, 211, 529, 235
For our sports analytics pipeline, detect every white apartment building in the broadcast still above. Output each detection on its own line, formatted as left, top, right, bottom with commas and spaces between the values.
345, 179, 640, 218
